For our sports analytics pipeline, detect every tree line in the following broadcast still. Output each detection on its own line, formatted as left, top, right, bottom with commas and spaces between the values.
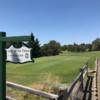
61, 38, 100, 52
6, 33, 100, 58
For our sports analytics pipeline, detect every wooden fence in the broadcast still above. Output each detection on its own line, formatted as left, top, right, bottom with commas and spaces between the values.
6, 64, 88, 100
60, 64, 88, 100
6, 81, 58, 100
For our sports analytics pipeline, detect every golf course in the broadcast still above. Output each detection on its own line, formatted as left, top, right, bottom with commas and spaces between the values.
6, 51, 100, 87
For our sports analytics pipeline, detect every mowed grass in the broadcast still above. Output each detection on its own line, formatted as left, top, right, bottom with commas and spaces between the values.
6, 51, 100, 86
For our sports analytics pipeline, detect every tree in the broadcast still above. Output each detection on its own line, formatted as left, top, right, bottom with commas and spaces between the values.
73, 43, 80, 52
85, 44, 92, 51
79, 43, 86, 52
41, 40, 61, 56
32, 38, 41, 57
6, 41, 12, 48
27, 33, 35, 58
67, 45, 74, 52
41, 44, 48, 56
6, 41, 22, 48
61, 45, 67, 51
92, 38, 100, 51
13, 42, 22, 48
27, 33, 41, 58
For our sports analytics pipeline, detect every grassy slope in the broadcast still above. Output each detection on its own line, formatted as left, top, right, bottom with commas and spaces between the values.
6, 51, 100, 86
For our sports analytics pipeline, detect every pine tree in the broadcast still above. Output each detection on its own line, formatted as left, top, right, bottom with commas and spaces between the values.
33, 38, 41, 57
27, 32, 41, 58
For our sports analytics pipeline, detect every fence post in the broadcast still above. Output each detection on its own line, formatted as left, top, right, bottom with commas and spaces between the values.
80, 68, 84, 91
96, 58, 98, 71
86, 62, 89, 77
62, 88, 68, 100
96, 57, 98, 92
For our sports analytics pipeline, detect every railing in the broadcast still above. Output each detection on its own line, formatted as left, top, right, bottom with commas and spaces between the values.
6, 81, 58, 100
6, 96, 16, 100
6, 64, 89, 100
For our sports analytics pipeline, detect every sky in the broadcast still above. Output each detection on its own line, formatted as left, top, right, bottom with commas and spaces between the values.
0, 0, 100, 45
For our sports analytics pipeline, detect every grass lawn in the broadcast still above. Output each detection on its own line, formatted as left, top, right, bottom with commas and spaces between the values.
6, 51, 100, 87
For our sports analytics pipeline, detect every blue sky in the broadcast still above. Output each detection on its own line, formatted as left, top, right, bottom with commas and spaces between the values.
0, 0, 100, 45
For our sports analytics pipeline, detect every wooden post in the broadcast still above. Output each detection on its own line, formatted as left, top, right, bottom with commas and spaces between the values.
0, 32, 6, 100
86, 62, 88, 77
80, 68, 84, 91
62, 88, 68, 100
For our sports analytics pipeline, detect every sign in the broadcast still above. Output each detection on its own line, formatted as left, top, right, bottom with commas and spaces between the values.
6, 45, 32, 63
0, 32, 33, 99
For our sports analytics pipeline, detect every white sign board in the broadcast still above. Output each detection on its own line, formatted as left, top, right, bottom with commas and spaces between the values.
6, 45, 32, 63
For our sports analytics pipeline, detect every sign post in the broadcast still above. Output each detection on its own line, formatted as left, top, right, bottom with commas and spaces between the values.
0, 32, 6, 100
0, 32, 33, 100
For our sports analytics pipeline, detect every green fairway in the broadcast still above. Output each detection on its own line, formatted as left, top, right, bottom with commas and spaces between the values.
6, 51, 100, 86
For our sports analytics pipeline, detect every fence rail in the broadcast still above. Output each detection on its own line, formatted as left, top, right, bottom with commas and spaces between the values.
6, 96, 16, 100
6, 81, 58, 100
